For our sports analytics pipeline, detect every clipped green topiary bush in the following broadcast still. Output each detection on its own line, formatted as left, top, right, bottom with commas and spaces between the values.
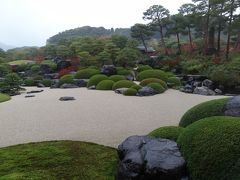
33, 75, 43, 81
137, 65, 152, 72
130, 84, 142, 91
148, 126, 184, 141
75, 68, 100, 79
112, 80, 135, 90
23, 78, 35, 86
136, 69, 168, 82
147, 83, 165, 94
167, 77, 181, 88
140, 78, 168, 89
117, 69, 132, 76
96, 80, 115, 90
177, 116, 240, 180
87, 74, 108, 87
30, 65, 41, 73
59, 74, 74, 85
109, 75, 125, 82
179, 98, 229, 127
123, 88, 137, 96
41, 79, 52, 87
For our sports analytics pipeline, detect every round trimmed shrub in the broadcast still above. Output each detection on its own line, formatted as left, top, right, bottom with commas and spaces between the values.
59, 74, 74, 85
33, 75, 43, 81
130, 84, 142, 91
136, 69, 168, 82
87, 74, 108, 87
30, 65, 41, 73
41, 79, 52, 87
137, 65, 152, 72
123, 88, 137, 96
109, 75, 125, 82
179, 98, 229, 127
167, 77, 181, 88
147, 83, 165, 94
96, 80, 115, 90
112, 80, 135, 90
117, 69, 132, 76
148, 126, 184, 141
140, 78, 168, 89
23, 78, 35, 86
75, 68, 100, 79
177, 116, 240, 180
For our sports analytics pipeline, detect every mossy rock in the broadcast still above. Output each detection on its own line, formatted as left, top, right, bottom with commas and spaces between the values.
96, 80, 115, 90
0, 141, 118, 179
148, 126, 184, 141
167, 77, 181, 88
179, 98, 229, 127
130, 84, 142, 91
112, 80, 135, 90
136, 69, 168, 82
123, 88, 137, 96
140, 78, 167, 89
75, 68, 100, 79
177, 116, 240, 180
109, 75, 125, 82
87, 74, 108, 87
147, 83, 165, 94
59, 74, 74, 85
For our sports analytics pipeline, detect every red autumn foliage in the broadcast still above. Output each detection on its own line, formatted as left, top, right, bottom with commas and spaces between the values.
58, 66, 77, 77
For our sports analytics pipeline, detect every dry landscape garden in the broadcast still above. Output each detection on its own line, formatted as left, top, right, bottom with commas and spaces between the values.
0, 0, 240, 179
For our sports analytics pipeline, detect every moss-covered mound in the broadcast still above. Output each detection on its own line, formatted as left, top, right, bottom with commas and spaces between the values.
117, 69, 132, 76
41, 79, 52, 87
149, 126, 184, 141
137, 65, 152, 72
87, 74, 108, 87
123, 88, 137, 96
109, 75, 125, 82
167, 77, 181, 88
140, 78, 168, 89
112, 80, 135, 90
177, 116, 240, 180
0, 93, 11, 103
179, 98, 229, 127
75, 68, 100, 79
0, 141, 118, 179
59, 74, 74, 85
130, 84, 142, 91
147, 83, 165, 94
136, 69, 168, 82
96, 80, 115, 90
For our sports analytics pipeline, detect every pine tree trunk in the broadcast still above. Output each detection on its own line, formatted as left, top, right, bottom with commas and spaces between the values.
204, 3, 211, 55
159, 25, 168, 55
226, 0, 234, 60
188, 26, 193, 50
217, 24, 221, 53
176, 32, 181, 54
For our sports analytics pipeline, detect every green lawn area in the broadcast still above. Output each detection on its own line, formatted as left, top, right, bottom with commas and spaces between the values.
0, 93, 11, 103
0, 141, 118, 179
8, 60, 34, 65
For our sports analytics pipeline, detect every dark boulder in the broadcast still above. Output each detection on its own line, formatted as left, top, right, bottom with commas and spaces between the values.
59, 96, 75, 101
25, 95, 35, 98
214, 88, 223, 95
50, 80, 60, 89
40, 64, 52, 74
27, 90, 44, 94
101, 65, 117, 76
125, 74, 134, 81
88, 85, 96, 90
137, 87, 157, 96
202, 79, 213, 88
44, 73, 59, 79
60, 83, 79, 89
180, 84, 193, 93
115, 88, 128, 94
57, 60, 71, 71
193, 86, 215, 96
224, 96, 240, 117
73, 79, 88, 87
117, 136, 187, 180
37, 83, 45, 88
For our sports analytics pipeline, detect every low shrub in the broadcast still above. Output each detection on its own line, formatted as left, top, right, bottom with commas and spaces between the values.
41, 79, 52, 87
136, 69, 168, 82
0, 64, 11, 77
177, 116, 240, 180
167, 77, 181, 88
123, 88, 137, 96
87, 74, 108, 87
179, 98, 229, 127
130, 84, 142, 91
139, 78, 168, 89
112, 80, 135, 90
75, 68, 100, 79
148, 126, 184, 141
33, 75, 43, 81
59, 74, 74, 85
117, 69, 132, 76
109, 75, 125, 82
147, 83, 165, 94
30, 65, 41, 73
137, 65, 152, 72
41, 60, 57, 71
23, 78, 35, 86
96, 80, 115, 90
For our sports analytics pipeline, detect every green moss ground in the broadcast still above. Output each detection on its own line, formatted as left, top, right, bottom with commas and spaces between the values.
0, 93, 11, 103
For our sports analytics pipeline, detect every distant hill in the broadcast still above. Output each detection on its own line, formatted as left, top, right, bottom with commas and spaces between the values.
47, 26, 131, 44
0, 42, 15, 51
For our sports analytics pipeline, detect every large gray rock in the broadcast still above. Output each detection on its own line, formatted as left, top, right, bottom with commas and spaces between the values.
73, 79, 88, 87
193, 86, 215, 96
59, 96, 75, 101
115, 88, 128, 94
180, 84, 193, 93
202, 79, 213, 88
137, 87, 157, 96
224, 96, 240, 116
117, 135, 186, 180
101, 65, 117, 76
60, 83, 79, 89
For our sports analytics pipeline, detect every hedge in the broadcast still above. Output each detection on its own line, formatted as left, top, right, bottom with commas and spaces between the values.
112, 80, 135, 90
75, 68, 100, 79
139, 78, 168, 89
147, 83, 165, 94
136, 69, 168, 82
109, 75, 125, 82
96, 80, 115, 90
123, 88, 137, 96
87, 74, 108, 87
59, 74, 74, 85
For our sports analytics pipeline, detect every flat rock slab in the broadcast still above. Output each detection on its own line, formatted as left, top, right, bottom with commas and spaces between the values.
27, 90, 44, 94
25, 95, 35, 98
59, 96, 76, 101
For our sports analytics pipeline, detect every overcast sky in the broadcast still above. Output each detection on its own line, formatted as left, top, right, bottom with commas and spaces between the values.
0, 0, 192, 47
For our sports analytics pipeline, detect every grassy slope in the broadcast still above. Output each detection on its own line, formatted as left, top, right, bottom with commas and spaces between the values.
0, 141, 118, 179
0, 93, 11, 103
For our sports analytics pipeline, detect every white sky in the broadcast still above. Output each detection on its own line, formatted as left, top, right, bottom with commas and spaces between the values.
0, 0, 192, 47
